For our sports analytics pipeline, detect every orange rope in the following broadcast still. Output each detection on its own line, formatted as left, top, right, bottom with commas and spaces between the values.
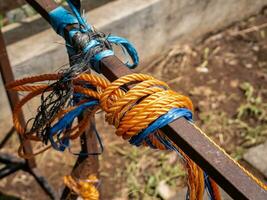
64, 175, 99, 200
8, 72, 267, 199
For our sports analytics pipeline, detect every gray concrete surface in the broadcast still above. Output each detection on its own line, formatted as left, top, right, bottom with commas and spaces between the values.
1, 0, 267, 132
243, 141, 267, 178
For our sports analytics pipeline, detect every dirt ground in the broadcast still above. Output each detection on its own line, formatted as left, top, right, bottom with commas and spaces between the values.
0, 9, 267, 200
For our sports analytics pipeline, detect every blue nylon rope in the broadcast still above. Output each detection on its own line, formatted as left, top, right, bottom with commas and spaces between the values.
129, 108, 193, 147
49, 2, 139, 72
129, 108, 216, 200
66, 0, 91, 31
49, 100, 98, 151
107, 35, 139, 69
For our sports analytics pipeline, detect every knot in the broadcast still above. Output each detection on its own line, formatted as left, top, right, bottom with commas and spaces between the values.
49, 1, 139, 73
99, 74, 193, 148
8, 72, 224, 200
8, 72, 193, 153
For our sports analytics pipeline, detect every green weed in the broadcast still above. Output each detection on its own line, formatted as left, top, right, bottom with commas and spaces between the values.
111, 146, 186, 199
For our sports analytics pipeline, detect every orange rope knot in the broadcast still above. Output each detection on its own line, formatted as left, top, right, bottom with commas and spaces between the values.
7, 72, 219, 200
9, 72, 267, 199
100, 74, 193, 143
64, 175, 99, 200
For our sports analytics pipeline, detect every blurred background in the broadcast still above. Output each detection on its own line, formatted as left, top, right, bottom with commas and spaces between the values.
0, 0, 266, 199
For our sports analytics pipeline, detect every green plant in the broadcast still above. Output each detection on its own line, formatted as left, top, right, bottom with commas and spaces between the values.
237, 82, 267, 120
0, 14, 3, 28
111, 146, 186, 199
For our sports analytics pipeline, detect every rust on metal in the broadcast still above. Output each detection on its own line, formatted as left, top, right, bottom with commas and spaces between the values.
0, 30, 36, 168
25, 0, 57, 22
61, 116, 100, 200
100, 56, 267, 200
24, 1, 100, 198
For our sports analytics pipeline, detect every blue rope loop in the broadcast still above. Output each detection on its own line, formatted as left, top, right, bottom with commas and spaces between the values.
129, 108, 217, 200
49, 1, 139, 72
48, 100, 98, 150
48, 99, 103, 156
129, 108, 193, 147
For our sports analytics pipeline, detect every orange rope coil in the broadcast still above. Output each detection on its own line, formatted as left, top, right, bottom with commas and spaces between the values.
7, 72, 267, 199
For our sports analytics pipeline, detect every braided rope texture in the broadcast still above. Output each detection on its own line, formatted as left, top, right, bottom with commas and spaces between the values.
64, 175, 99, 200
7, 72, 267, 199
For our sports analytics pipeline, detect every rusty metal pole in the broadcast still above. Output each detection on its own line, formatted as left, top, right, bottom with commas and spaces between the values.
0, 29, 57, 199
0, 30, 36, 168
61, 116, 100, 200
23, 1, 100, 199
100, 56, 267, 200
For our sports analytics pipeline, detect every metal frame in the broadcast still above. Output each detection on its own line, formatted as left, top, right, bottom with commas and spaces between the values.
3, 0, 267, 199
0, 30, 56, 199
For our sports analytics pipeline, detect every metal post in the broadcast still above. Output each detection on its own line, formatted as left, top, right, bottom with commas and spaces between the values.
0, 30, 56, 199
23, 1, 100, 198
61, 116, 100, 200
0, 30, 36, 168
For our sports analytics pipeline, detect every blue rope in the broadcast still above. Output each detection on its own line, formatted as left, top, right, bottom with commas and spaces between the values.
129, 108, 216, 200
49, 100, 98, 151
49, 3, 215, 199
204, 172, 216, 200
66, 0, 91, 31
68, 120, 104, 156
107, 35, 139, 69
49, 2, 139, 72
129, 108, 193, 147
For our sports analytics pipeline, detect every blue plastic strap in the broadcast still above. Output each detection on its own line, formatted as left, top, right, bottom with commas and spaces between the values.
66, 0, 91, 31
107, 35, 139, 68
49, 6, 78, 37
129, 108, 193, 146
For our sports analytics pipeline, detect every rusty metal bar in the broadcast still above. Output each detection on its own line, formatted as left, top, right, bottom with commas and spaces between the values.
100, 56, 267, 200
0, 30, 36, 168
24, 1, 100, 199
61, 116, 100, 200
0, 29, 56, 199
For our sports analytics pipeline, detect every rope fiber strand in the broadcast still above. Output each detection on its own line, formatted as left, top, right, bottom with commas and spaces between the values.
13, 70, 266, 199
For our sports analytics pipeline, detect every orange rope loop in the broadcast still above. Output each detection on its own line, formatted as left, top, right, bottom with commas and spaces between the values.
8, 72, 267, 199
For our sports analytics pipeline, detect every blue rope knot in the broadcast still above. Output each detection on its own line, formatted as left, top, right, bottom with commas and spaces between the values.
49, 0, 139, 73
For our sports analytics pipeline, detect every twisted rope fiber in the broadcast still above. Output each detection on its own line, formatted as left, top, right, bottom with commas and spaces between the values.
8, 73, 104, 158
34, 0, 139, 144
64, 175, 99, 200
8, 0, 265, 199
9, 72, 226, 200
9, 71, 267, 199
